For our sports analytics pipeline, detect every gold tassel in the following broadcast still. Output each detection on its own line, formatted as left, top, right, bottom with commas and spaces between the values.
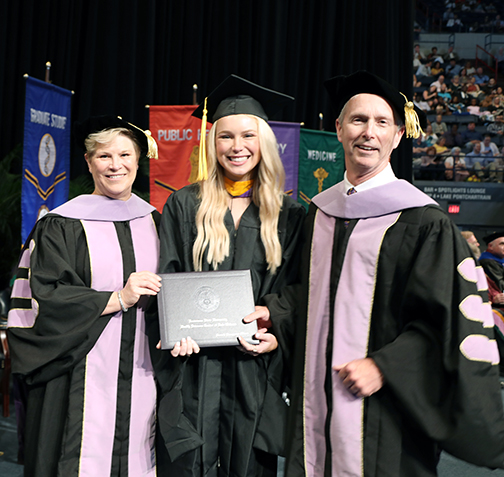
124, 118, 159, 159
144, 130, 158, 159
400, 92, 424, 139
196, 97, 208, 181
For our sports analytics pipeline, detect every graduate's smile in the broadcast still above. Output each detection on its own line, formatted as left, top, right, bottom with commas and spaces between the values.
216, 115, 261, 181
227, 154, 250, 165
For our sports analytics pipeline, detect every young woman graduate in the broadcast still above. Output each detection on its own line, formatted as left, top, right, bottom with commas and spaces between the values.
8, 116, 162, 476
150, 75, 305, 476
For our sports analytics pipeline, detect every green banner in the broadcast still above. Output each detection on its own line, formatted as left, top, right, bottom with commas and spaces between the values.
297, 129, 345, 210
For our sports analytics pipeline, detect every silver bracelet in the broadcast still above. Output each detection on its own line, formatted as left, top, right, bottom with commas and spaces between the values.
117, 290, 128, 313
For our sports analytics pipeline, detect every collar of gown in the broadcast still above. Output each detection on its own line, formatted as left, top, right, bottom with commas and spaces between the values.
312, 179, 437, 219
49, 193, 155, 221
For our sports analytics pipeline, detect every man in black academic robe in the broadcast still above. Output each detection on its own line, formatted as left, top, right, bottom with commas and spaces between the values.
283, 72, 504, 477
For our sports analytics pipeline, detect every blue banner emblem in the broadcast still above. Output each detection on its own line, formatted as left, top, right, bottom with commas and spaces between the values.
22, 76, 72, 242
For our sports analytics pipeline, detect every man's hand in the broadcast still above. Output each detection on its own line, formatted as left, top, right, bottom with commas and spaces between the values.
333, 358, 384, 397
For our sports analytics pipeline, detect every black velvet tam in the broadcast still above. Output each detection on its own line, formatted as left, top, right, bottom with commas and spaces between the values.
74, 115, 149, 154
324, 70, 427, 129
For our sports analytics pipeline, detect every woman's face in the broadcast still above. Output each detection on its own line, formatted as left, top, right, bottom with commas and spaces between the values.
215, 114, 261, 181
86, 134, 139, 201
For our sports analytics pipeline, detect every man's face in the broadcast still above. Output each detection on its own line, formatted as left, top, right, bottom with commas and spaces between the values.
468, 122, 476, 131
489, 237, 504, 259
473, 142, 481, 153
484, 136, 492, 146
438, 75, 445, 84
336, 94, 404, 180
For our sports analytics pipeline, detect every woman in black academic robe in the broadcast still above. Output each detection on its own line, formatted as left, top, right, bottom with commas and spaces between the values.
8, 116, 162, 477
150, 75, 305, 477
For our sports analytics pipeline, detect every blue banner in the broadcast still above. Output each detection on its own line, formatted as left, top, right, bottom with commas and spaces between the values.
22, 76, 72, 242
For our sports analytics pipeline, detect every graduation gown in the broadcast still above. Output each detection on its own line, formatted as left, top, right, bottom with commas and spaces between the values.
285, 180, 504, 477
8, 194, 160, 477
150, 183, 305, 476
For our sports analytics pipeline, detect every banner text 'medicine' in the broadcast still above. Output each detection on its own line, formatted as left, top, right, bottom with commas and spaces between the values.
307, 150, 337, 162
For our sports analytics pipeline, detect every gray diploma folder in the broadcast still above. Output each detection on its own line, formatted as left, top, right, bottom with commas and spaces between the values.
157, 269, 259, 348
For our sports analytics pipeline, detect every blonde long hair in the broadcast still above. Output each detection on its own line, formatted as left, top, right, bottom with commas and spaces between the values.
193, 115, 285, 274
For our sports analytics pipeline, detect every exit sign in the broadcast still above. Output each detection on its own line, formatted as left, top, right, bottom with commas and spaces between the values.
448, 204, 460, 214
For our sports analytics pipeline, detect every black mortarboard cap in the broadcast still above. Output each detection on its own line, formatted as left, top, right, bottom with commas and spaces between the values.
192, 75, 293, 181
324, 71, 427, 138
483, 231, 504, 245
192, 74, 294, 122
74, 115, 158, 158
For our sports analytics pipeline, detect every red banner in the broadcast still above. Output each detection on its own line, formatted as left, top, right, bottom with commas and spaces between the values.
149, 105, 210, 212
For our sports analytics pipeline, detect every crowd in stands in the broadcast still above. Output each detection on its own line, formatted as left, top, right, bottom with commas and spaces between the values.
413, 44, 504, 182
417, 0, 504, 33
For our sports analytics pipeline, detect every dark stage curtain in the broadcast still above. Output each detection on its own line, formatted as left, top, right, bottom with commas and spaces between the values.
0, 0, 414, 179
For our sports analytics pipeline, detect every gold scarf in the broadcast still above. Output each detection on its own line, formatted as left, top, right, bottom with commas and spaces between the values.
224, 176, 254, 197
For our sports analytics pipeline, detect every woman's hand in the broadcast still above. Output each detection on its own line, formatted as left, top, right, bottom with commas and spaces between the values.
238, 328, 278, 356
171, 337, 200, 357
238, 305, 277, 355
120, 271, 162, 308
103, 271, 161, 315
242, 305, 272, 329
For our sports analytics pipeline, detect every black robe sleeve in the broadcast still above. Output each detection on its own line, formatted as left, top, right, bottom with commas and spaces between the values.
370, 207, 504, 468
252, 197, 305, 454
8, 215, 112, 385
